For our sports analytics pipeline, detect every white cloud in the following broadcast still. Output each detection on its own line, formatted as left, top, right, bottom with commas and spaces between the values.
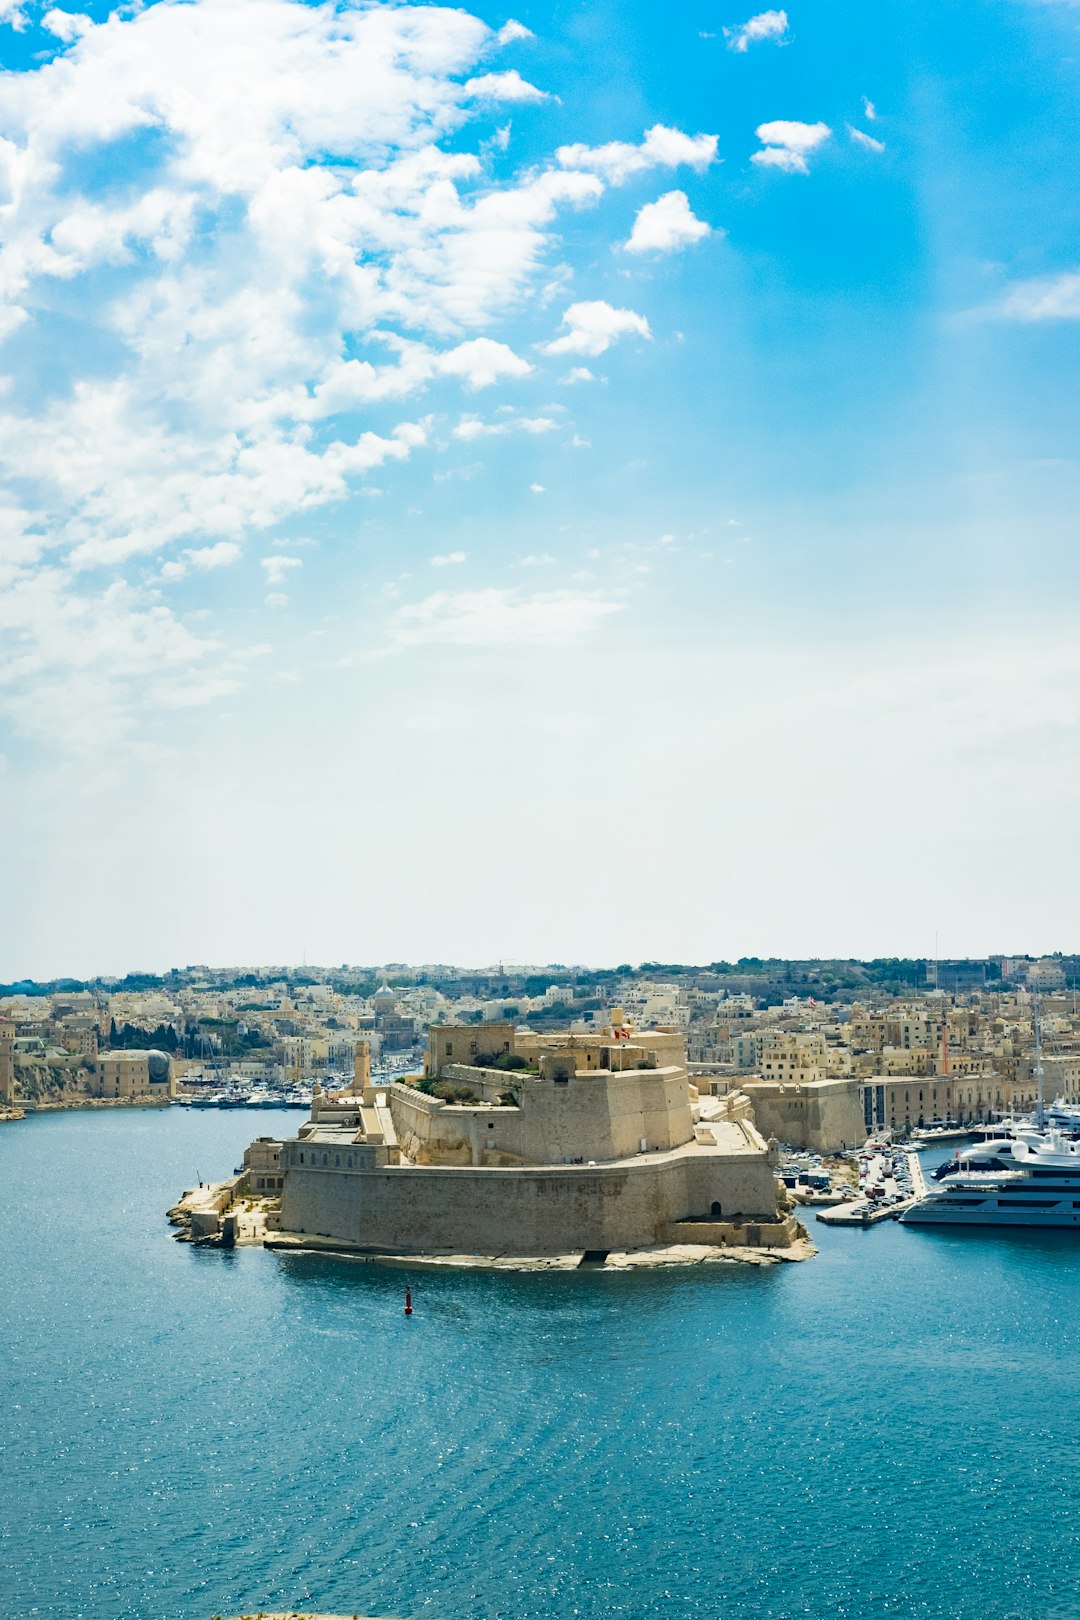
751, 120, 832, 174
261, 555, 303, 586
724, 10, 790, 51
0, 0, 671, 748
159, 540, 241, 582
42, 8, 92, 41
625, 190, 711, 254
497, 20, 534, 44
436, 337, 533, 389
542, 300, 652, 356
862, 97, 877, 121
431, 550, 468, 566
383, 586, 623, 651
848, 125, 885, 154
557, 123, 719, 185
303, 338, 531, 416
186, 541, 242, 571
559, 366, 596, 384
982, 270, 1080, 321
529, 483, 546, 494
453, 413, 559, 438
464, 69, 547, 103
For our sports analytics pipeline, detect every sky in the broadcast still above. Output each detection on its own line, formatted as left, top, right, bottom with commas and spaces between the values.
1, 0, 1079, 979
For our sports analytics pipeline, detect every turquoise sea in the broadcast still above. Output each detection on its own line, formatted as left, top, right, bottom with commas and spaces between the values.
3, 1108, 1080, 1620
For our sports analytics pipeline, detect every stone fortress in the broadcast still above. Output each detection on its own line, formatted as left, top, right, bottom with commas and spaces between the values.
248, 1015, 799, 1259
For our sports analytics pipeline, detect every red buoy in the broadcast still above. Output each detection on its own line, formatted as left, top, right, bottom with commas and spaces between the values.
404, 1288, 413, 1316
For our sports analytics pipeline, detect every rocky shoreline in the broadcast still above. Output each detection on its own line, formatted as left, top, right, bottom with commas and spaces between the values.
262, 1230, 816, 1269
168, 1168, 815, 1265
7, 1094, 171, 1115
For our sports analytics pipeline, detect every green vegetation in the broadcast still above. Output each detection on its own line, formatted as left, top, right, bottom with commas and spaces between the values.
410, 1075, 479, 1103
471, 1051, 529, 1071
109, 1018, 179, 1051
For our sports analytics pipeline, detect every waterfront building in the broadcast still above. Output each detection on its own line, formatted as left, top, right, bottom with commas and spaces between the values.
90, 1049, 175, 1101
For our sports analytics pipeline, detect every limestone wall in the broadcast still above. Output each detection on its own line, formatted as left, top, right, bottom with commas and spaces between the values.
518, 1066, 693, 1163
438, 1063, 529, 1101
390, 1066, 693, 1168
427, 1022, 515, 1076
389, 1083, 526, 1167
277, 1142, 780, 1257
743, 1076, 865, 1152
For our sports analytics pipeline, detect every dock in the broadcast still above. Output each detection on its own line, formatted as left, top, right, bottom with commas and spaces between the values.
816, 1149, 925, 1227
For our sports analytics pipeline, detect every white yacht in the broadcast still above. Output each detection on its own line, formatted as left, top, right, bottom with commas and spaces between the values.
1043, 1099, 1080, 1135
902, 1127, 1080, 1227
903, 995, 1080, 1229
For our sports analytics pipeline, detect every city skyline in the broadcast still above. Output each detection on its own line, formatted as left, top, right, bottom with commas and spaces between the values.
1, 0, 1078, 977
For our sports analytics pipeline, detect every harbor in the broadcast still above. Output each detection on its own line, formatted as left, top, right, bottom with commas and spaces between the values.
815, 1144, 928, 1225
6, 1102, 1080, 1620
779, 1140, 930, 1227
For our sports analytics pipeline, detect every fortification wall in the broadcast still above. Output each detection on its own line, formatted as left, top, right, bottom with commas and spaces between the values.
390, 1068, 693, 1168
743, 1077, 865, 1152
277, 1143, 780, 1256
389, 1083, 525, 1166
517, 1067, 693, 1163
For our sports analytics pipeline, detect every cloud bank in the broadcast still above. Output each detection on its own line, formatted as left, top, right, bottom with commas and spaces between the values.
0, 0, 709, 750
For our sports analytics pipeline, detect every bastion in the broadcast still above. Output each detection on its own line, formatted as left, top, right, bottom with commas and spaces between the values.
244, 1021, 800, 1261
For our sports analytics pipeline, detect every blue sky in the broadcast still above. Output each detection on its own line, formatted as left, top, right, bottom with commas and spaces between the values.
1, 0, 1078, 977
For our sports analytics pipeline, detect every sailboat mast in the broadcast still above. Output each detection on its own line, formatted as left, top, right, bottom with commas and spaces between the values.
1034, 990, 1045, 1130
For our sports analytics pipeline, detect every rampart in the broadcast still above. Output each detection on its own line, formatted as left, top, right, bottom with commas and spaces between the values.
742, 1075, 865, 1152
391, 1063, 694, 1167
277, 1131, 780, 1256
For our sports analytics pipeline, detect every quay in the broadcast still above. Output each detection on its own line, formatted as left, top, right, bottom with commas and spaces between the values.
816, 1148, 926, 1227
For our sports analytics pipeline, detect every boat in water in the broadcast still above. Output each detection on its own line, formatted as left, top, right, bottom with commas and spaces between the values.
1043, 1099, 1080, 1136
904, 998, 1080, 1228
910, 1120, 973, 1144
903, 1126, 1080, 1227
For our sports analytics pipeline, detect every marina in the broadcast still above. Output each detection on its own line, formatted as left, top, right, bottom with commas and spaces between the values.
903, 1125, 1080, 1227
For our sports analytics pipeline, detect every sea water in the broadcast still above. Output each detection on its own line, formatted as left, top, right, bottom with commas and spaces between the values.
2, 1108, 1080, 1620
